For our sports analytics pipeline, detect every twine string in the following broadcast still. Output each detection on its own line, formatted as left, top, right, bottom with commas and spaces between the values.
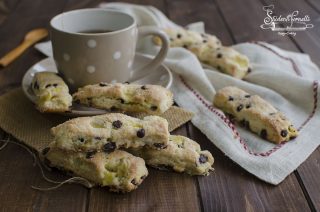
0, 138, 94, 190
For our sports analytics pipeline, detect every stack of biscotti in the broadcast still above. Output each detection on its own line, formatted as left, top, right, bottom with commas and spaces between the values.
153, 28, 250, 79
43, 113, 166, 193
33, 74, 214, 192
43, 113, 214, 193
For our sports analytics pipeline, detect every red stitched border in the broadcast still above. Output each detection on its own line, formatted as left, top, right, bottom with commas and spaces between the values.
250, 41, 302, 77
179, 77, 319, 157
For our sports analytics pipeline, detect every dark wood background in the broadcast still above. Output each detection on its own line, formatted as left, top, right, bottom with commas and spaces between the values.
0, 0, 319, 211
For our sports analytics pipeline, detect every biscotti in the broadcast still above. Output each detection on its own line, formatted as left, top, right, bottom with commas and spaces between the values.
153, 27, 222, 50
191, 45, 250, 79
72, 83, 173, 114
153, 28, 250, 79
214, 86, 298, 144
43, 145, 148, 192
51, 113, 169, 152
128, 135, 214, 176
31, 72, 72, 112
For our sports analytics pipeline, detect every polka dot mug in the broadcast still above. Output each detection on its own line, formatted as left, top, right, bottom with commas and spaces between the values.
50, 8, 169, 89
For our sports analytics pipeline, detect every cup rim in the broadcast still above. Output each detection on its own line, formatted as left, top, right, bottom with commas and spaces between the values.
50, 8, 136, 36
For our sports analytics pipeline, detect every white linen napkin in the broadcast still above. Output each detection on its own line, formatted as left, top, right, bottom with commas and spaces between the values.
35, 3, 320, 185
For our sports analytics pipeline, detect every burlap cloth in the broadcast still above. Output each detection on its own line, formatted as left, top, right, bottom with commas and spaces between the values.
0, 88, 194, 152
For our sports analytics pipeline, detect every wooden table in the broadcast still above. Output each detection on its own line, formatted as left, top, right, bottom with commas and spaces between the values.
0, 0, 319, 211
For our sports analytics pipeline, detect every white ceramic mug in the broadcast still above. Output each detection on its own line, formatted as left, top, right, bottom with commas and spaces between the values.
50, 8, 170, 89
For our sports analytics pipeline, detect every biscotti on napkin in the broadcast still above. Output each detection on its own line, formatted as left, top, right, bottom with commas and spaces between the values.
43, 144, 148, 193
153, 28, 250, 79
73, 83, 173, 114
214, 86, 298, 144
50, 113, 169, 152
31, 72, 72, 112
128, 135, 214, 176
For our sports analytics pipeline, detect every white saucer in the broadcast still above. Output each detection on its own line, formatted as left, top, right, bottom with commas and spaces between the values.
22, 53, 173, 117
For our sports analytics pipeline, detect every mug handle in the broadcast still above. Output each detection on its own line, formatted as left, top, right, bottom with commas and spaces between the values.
129, 26, 169, 82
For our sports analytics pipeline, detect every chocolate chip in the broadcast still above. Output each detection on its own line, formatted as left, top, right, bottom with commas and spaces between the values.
141, 85, 147, 90
269, 112, 276, 115
245, 95, 251, 98
216, 53, 222, 58
247, 68, 252, 73
240, 119, 250, 129
228, 96, 234, 101
112, 120, 122, 129
260, 129, 267, 139
45, 84, 52, 88
246, 104, 251, 109
94, 137, 101, 140
86, 150, 97, 159
177, 144, 184, 148
124, 81, 130, 84
53, 83, 58, 87
154, 143, 167, 149
110, 106, 117, 111
199, 154, 208, 164
137, 129, 145, 138
118, 98, 125, 104
237, 104, 243, 112
183, 44, 188, 49
103, 142, 116, 153
203, 39, 207, 43
177, 33, 182, 39
42, 147, 50, 155
131, 179, 138, 186
150, 106, 158, 111
79, 138, 85, 143
74, 99, 80, 104
281, 130, 288, 137
99, 82, 108, 87
33, 81, 39, 90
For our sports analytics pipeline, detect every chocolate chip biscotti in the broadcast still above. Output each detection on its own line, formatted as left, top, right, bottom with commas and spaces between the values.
153, 28, 250, 79
153, 27, 222, 49
31, 72, 72, 112
191, 45, 250, 79
51, 113, 169, 152
73, 83, 173, 114
214, 86, 298, 144
128, 135, 214, 176
43, 145, 148, 192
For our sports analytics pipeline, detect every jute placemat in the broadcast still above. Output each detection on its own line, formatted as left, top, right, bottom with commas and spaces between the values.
0, 88, 194, 152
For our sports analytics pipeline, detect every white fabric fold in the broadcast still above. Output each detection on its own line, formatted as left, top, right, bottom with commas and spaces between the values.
35, 2, 320, 185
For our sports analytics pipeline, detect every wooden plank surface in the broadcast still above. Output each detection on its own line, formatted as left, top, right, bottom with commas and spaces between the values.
0, 139, 88, 212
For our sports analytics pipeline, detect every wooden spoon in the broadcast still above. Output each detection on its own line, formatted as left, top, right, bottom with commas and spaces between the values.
0, 28, 48, 67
